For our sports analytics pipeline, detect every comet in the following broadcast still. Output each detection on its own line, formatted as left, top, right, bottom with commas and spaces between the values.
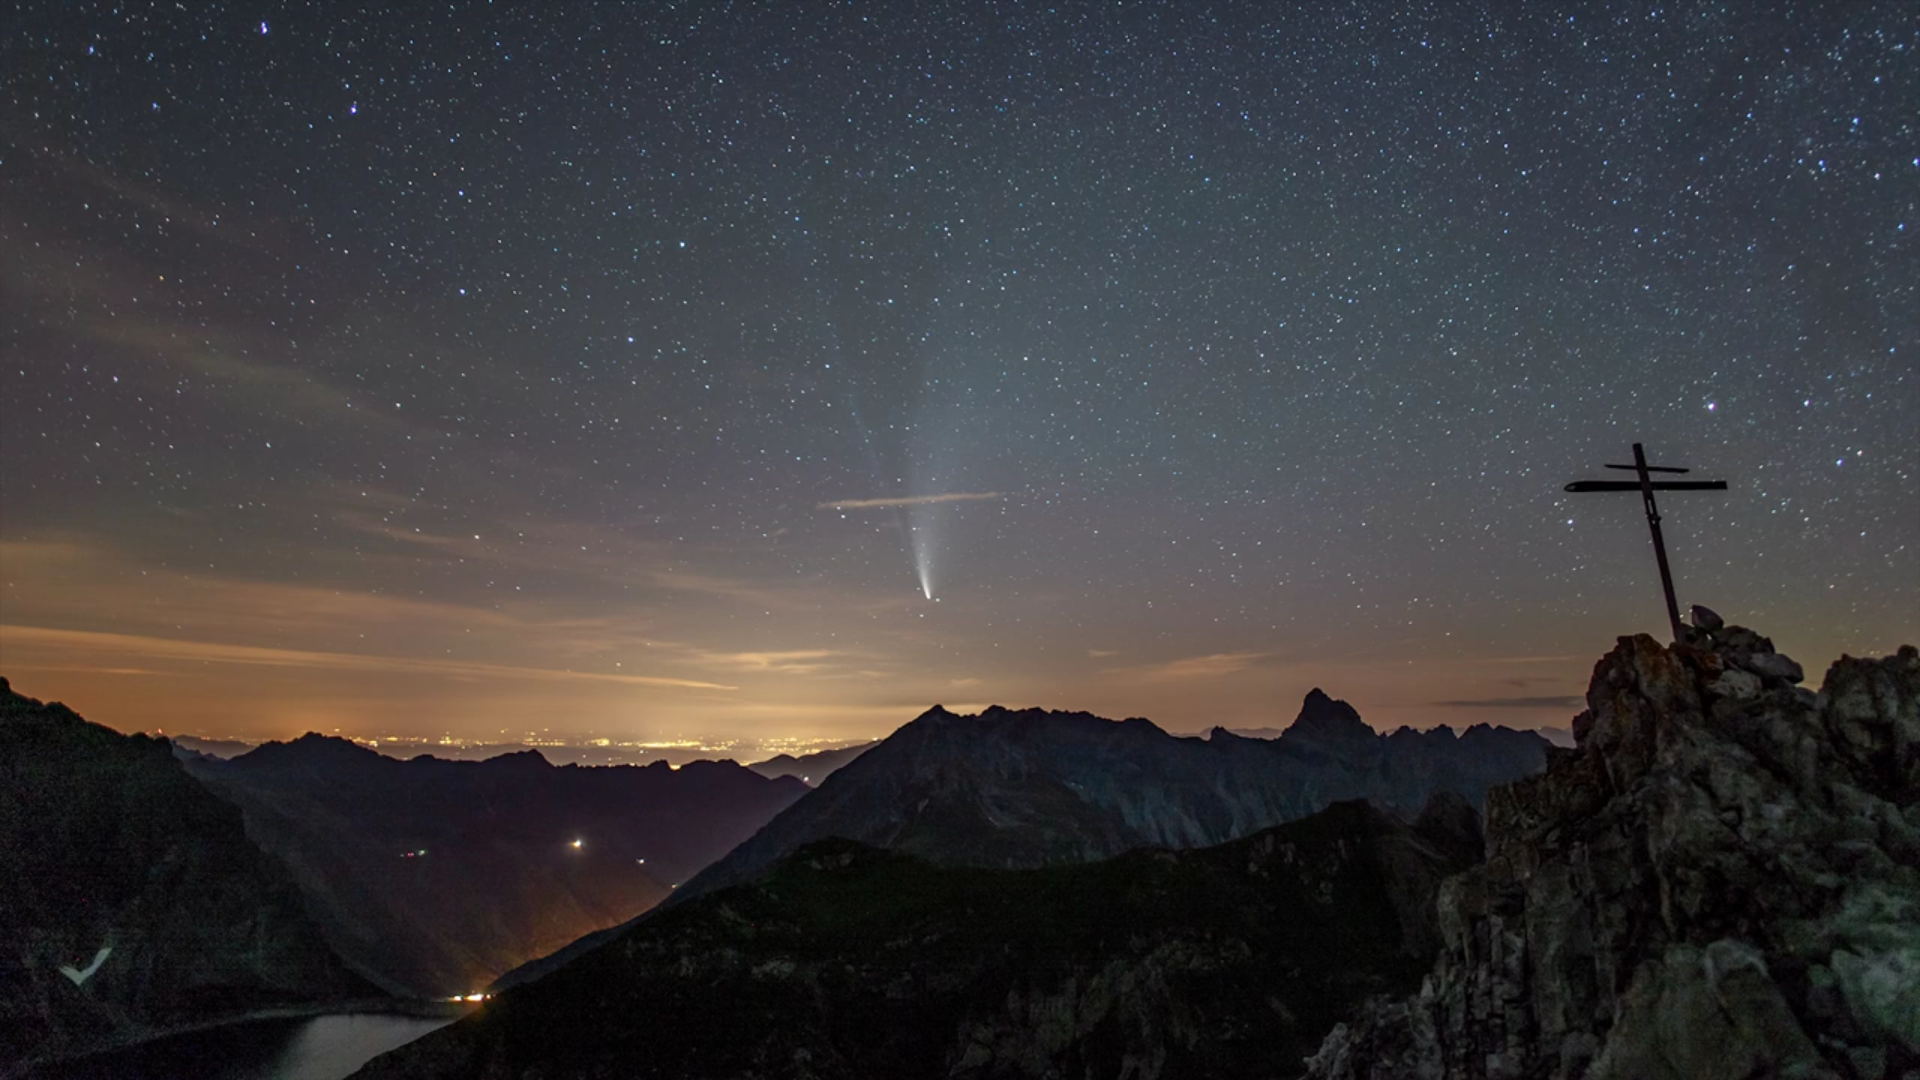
819, 490, 1002, 600
910, 518, 936, 600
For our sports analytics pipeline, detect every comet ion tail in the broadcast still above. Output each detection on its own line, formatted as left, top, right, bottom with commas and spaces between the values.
909, 518, 936, 600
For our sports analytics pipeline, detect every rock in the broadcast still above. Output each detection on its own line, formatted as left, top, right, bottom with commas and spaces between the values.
1305, 626, 1920, 1080
1586, 941, 1831, 1080
1708, 667, 1764, 700
1692, 604, 1725, 632
1740, 650, 1806, 684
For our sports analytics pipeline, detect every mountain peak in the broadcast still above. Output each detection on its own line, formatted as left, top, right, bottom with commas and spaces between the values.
237, 732, 383, 767
1281, 688, 1377, 746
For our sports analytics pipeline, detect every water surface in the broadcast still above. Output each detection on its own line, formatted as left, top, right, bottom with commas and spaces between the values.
27, 1012, 454, 1080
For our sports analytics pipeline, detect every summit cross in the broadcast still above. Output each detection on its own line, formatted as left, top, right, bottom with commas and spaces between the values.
1565, 443, 1728, 643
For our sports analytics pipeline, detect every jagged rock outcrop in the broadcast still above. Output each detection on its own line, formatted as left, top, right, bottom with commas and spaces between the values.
0, 678, 375, 1064
1305, 626, 1920, 1080
354, 799, 1482, 1080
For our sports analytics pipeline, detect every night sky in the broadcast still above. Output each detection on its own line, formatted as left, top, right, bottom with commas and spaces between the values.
3, 2, 1914, 748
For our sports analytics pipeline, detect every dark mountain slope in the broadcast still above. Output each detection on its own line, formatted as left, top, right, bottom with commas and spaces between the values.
356, 796, 1482, 1080
184, 735, 808, 997
0, 678, 373, 1065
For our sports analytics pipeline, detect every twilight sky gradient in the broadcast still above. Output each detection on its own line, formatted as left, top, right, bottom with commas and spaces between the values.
3, 2, 1914, 746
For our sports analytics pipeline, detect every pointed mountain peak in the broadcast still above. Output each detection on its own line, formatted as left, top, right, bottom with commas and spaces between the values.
1282, 689, 1377, 746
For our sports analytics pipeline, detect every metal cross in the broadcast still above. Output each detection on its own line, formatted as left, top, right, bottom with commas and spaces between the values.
1566, 443, 1727, 642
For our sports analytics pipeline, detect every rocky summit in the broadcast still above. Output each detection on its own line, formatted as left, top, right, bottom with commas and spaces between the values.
1305, 624, 1920, 1080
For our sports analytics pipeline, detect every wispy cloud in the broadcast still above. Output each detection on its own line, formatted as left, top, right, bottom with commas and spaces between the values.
674, 648, 843, 676
1434, 695, 1583, 709
1109, 652, 1267, 682
1086, 649, 1119, 659
816, 492, 1002, 510
1, 625, 736, 691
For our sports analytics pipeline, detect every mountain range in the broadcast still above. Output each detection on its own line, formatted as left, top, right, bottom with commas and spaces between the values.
182, 735, 808, 997
671, 690, 1547, 906
354, 622, 1920, 1078
480, 689, 1544, 995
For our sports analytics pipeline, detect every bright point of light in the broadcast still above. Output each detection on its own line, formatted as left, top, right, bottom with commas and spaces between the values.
570, 838, 583, 849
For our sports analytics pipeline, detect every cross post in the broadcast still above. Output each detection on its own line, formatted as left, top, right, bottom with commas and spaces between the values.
1565, 443, 1728, 642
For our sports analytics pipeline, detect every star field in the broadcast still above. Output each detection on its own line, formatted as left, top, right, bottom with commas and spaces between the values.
2, 1, 1914, 743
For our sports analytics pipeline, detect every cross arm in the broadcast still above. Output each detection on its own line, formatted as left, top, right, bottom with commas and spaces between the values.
1564, 480, 1730, 493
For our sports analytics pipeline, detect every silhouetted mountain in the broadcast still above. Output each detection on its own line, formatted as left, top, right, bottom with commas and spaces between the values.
747, 741, 878, 785
0, 678, 373, 1065
1220, 725, 1288, 739
1308, 626, 1920, 1078
164, 734, 258, 759
487, 694, 1544, 994
673, 695, 1546, 906
182, 735, 808, 997
355, 796, 1482, 1079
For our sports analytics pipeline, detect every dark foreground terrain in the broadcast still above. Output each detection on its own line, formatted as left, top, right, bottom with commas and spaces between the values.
356, 796, 1481, 1079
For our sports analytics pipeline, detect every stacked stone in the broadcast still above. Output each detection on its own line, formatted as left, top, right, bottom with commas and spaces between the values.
1306, 614, 1920, 1080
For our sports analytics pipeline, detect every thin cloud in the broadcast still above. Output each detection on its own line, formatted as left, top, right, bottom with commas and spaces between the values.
1434, 695, 1583, 709
1, 625, 736, 691
816, 492, 1002, 510
1110, 652, 1266, 682
677, 648, 842, 676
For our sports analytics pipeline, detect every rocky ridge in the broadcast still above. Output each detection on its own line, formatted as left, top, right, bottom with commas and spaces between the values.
1305, 620, 1920, 1079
